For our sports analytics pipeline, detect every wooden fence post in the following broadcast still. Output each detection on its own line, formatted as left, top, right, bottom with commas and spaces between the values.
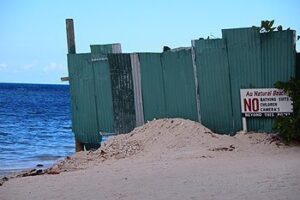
66, 19, 84, 152
66, 19, 76, 54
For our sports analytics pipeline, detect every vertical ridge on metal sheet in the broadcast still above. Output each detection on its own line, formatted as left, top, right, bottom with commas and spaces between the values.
191, 40, 201, 123
194, 39, 234, 133
67, 53, 101, 145
130, 54, 145, 127
108, 54, 136, 133
138, 53, 167, 121
160, 49, 198, 121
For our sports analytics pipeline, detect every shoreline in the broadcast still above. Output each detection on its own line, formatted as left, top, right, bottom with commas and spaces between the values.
1, 118, 300, 199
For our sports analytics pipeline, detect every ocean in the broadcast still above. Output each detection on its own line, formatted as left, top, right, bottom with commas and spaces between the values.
0, 83, 75, 176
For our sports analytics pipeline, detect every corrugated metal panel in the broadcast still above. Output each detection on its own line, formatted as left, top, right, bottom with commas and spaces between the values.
67, 53, 101, 145
138, 53, 167, 121
193, 39, 234, 133
223, 28, 263, 132
130, 54, 145, 126
90, 45, 115, 133
223, 28, 296, 132
161, 49, 198, 121
108, 53, 136, 133
261, 31, 296, 86
258, 30, 296, 131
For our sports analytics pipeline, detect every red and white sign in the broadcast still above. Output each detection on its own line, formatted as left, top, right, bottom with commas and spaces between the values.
240, 88, 293, 117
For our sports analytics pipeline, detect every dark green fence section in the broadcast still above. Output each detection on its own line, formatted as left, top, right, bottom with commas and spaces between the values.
223, 28, 264, 132
91, 46, 114, 133
193, 39, 233, 134
108, 54, 136, 134
258, 31, 296, 131
67, 28, 298, 147
138, 53, 166, 121
222, 28, 295, 132
161, 50, 198, 121
68, 44, 120, 147
67, 53, 100, 145
138, 50, 198, 122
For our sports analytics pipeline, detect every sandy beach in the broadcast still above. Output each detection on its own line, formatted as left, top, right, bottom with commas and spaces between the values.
1, 118, 300, 200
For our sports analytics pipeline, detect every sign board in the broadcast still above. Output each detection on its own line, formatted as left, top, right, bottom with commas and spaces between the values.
240, 88, 293, 117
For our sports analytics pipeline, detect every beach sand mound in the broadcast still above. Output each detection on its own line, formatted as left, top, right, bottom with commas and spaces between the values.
49, 118, 283, 173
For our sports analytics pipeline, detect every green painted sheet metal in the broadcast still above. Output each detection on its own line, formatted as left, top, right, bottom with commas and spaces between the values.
160, 49, 198, 121
138, 53, 166, 121
91, 44, 112, 59
67, 53, 101, 145
193, 39, 234, 133
90, 45, 114, 133
261, 31, 296, 86
108, 53, 136, 133
223, 28, 263, 132
223, 28, 296, 132
257, 30, 296, 131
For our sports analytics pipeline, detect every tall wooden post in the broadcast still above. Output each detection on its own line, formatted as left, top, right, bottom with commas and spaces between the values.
66, 19, 76, 54
66, 19, 84, 152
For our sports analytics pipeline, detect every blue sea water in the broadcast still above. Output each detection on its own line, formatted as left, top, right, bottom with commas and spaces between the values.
0, 83, 75, 176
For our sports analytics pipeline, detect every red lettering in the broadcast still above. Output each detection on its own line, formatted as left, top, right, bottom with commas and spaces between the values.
244, 98, 259, 112
252, 98, 259, 111
244, 99, 252, 111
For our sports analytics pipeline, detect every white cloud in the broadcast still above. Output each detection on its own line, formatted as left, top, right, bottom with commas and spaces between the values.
0, 63, 8, 70
22, 60, 38, 70
43, 62, 66, 72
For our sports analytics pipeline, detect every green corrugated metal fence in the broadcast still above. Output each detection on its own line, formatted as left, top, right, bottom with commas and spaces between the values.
91, 45, 114, 133
222, 28, 295, 132
138, 53, 166, 121
193, 39, 233, 133
107, 53, 136, 134
138, 50, 198, 122
68, 44, 121, 148
161, 49, 198, 121
67, 28, 298, 146
68, 53, 100, 146
223, 28, 264, 132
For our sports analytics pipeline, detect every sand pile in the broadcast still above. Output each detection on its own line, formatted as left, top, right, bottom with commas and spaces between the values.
47, 118, 283, 173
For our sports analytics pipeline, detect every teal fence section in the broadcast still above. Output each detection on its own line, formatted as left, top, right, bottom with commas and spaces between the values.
67, 45, 119, 146
138, 53, 166, 121
222, 28, 296, 132
91, 46, 114, 133
193, 39, 234, 134
138, 50, 198, 122
67, 53, 100, 145
67, 28, 298, 146
107, 53, 136, 134
160, 49, 198, 121
223, 28, 264, 132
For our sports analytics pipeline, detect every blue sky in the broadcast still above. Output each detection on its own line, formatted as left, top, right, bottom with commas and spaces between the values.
0, 0, 299, 84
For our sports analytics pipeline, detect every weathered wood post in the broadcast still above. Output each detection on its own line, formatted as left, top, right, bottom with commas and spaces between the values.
66, 19, 84, 152
66, 19, 76, 54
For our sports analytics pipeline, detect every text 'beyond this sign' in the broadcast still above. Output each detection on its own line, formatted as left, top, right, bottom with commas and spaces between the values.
240, 88, 293, 117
